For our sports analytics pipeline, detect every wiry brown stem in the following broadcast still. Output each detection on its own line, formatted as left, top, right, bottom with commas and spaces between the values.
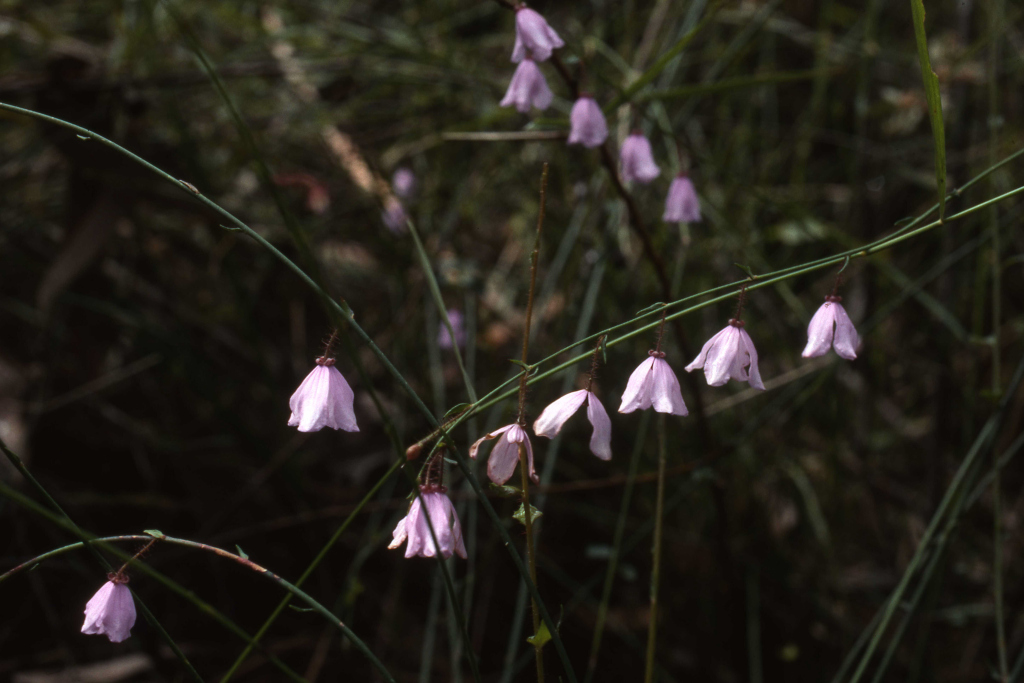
518, 163, 549, 425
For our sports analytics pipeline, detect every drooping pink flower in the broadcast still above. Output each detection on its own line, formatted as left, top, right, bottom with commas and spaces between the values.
288, 358, 358, 433
382, 197, 407, 233
389, 487, 468, 559
619, 352, 688, 416
802, 296, 860, 360
686, 320, 765, 389
567, 95, 608, 148
619, 132, 660, 184
663, 174, 701, 223
470, 423, 537, 485
500, 58, 554, 113
438, 309, 467, 350
534, 389, 612, 460
82, 578, 136, 643
392, 167, 416, 199
511, 6, 564, 63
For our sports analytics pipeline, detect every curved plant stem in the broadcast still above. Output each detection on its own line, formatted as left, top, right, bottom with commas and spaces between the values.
0, 101, 578, 683
644, 415, 668, 683
0, 482, 396, 683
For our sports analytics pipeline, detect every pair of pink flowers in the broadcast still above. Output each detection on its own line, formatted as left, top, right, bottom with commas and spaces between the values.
500, 7, 562, 113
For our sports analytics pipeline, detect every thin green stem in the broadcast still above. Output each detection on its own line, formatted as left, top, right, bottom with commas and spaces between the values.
644, 415, 668, 683
218, 457, 403, 681
0, 482, 395, 682
0, 438, 205, 682
520, 443, 545, 683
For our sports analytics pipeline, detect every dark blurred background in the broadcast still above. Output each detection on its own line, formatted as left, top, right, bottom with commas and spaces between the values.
2, 0, 1024, 681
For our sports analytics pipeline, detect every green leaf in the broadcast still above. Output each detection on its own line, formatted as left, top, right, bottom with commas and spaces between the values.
235, 545, 248, 560
144, 529, 165, 539
734, 263, 758, 279
489, 482, 522, 498
512, 503, 543, 526
508, 359, 532, 371
288, 605, 315, 613
443, 403, 470, 420
910, 0, 946, 219
526, 620, 551, 648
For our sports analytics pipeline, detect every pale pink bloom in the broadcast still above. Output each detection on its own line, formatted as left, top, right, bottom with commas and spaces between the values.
533, 389, 612, 460
392, 167, 416, 199
389, 487, 468, 559
802, 296, 860, 360
619, 352, 688, 416
511, 6, 564, 63
500, 58, 554, 113
663, 174, 701, 223
438, 310, 466, 350
567, 96, 608, 148
288, 360, 358, 433
470, 423, 537, 485
82, 579, 136, 643
382, 197, 407, 233
619, 132, 660, 184
686, 321, 765, 390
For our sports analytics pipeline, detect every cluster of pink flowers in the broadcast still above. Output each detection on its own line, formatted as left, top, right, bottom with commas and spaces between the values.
498, 4, 702, 226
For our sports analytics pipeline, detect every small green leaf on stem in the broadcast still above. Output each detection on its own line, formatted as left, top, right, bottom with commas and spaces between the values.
513, 503, 543, 526
219, 224, 243, 231
527, 620, 552, 648
444, 403, 471, 419
635, 302, 666, 316
489, 483, 522, 498
288, 605, 315, 613
76, 134, 90, 140
235, 545, 248, 560
509, 359, 533, 371
734, 263, 758, 279
144, 529, 165, 539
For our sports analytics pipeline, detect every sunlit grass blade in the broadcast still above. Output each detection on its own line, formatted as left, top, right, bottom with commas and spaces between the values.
909, 0, 947, 219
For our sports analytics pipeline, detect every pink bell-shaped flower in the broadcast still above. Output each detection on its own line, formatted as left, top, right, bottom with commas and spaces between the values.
619, 351, 688, 416
534, 389, 612, 460
500, 58, 554, 113
389, 486, 468, 559
470, 423, 537, 485
438, 309, 467, 350
802, 296, 860, 360
511, 6, 564, 63
392, 167, 416, 199
81, 577, 136, 643
663, 174, 701, 223
619, 132, 660, 184
686, 320, 765, 390
288, 358, 359, 433
567, 95, 608, 148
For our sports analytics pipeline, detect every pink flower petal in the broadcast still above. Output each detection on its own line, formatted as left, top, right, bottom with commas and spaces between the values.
567, 97, 608, 148
663, 175, 701, 223
533, 390, 588, 438
82, 581, 136, 643
585, 392, 613, 459
511, 8, 564, 63
801, 302, 836, 358
469, 424, 514, 460
688, 324, 765, 390
619, 356, 657, 413
287, 364, 358, 433
739, 328, 765, 390
650, 358, 689, 415
620, 133, 660, 184
500, 59, 553, 113
831, 302, 860, 360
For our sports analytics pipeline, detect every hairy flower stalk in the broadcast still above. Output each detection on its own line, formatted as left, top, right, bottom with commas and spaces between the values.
802, 295, 860, 360
619, 132, 660, 184
511, 6, 564, 63
500, 57, 554, 113
288, 340, 358, 432
663, 173, 701, 223
567, 95, 609, 148
82, 575, 137, 643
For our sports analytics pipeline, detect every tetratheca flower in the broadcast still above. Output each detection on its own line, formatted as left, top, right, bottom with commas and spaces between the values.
382, 196, 407, 233
470, 423, 537, 485
511, 6, 564, 63
500, 58, 553, 113
619, 132, 660, 184
686, 320, 765, 390
619, 351, 688, 416
438, 309, 467, 350
567, 95, 608, 148
802, 295, 860, 360
663, 173, 701, 223
389, 486, 468, 559
392, 167, 416, 199
288, 357, 358, 433
534, 389, 612, 459
82, 576, 136, 643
